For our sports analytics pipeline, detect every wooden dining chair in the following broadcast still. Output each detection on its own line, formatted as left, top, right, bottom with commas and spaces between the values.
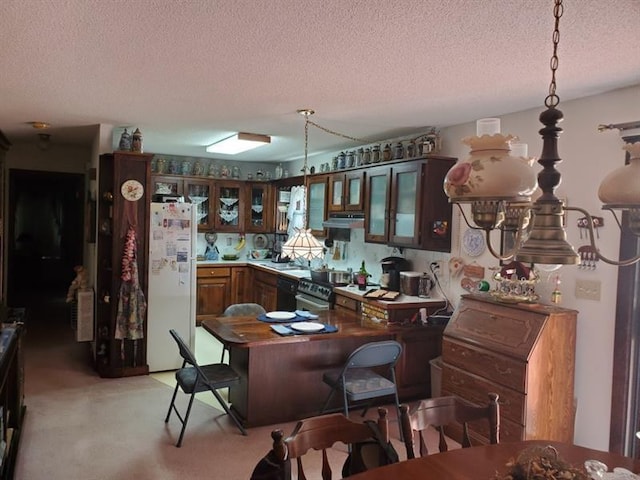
400, 393, 500, 459
250, 407, 397, 480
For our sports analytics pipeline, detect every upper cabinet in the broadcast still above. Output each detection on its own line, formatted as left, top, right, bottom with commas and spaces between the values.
363, 157, 455, 251
149, 174, 274, 233
328, 171, 365, 212
306, 175, 328, 237
213, 180, 244, 232
364, 166, 391, 243
246, 182, 273, 233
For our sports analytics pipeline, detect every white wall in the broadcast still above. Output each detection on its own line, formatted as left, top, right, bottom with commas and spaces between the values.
438, 84, 640, 449
304, 83, 640, 449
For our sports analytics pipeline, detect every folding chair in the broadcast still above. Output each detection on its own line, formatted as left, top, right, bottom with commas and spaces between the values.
165, 329, 247, 447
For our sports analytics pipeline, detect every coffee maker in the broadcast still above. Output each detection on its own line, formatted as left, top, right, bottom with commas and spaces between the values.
380, 256, 410, 291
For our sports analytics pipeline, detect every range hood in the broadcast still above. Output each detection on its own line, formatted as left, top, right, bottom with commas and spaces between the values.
322, 212, 365, 229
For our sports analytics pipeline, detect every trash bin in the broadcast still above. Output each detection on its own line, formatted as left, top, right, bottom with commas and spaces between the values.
429, 356, 443, 398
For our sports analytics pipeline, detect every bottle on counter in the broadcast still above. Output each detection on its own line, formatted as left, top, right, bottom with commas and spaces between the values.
357, 261, 369, 291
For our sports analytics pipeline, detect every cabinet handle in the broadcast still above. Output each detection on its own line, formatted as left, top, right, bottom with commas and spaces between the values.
489, 315, 498, 321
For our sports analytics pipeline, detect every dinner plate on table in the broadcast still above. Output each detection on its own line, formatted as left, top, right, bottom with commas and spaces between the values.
290, 322, 325, 333
265, 311, 297, 320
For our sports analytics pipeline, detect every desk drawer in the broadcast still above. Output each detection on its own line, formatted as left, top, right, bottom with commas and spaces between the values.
442, 338, 527, 392
442, 363, 525, 425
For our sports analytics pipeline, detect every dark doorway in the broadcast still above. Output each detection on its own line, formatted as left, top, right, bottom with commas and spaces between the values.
7, 170, 85, 307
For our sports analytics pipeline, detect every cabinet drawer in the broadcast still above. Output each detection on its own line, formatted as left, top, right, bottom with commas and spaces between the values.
442, 338, 527, 392
442, 363, 525, 425
334, 295, 358, 312
445, 299, 546, 359
197, 267, 231, 278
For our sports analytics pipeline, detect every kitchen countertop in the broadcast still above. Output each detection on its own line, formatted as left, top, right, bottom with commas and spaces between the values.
334, 284, 446, 307
197, 259, 312, 279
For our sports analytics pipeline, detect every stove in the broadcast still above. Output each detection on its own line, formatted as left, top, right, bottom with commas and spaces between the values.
296, 278, 335, 312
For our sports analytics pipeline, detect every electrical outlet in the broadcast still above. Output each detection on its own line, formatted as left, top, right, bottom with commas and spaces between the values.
575, 279, 601, 301
430, 262, 441, 276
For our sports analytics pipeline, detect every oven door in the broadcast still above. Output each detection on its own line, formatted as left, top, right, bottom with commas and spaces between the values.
295, 293, 330, 313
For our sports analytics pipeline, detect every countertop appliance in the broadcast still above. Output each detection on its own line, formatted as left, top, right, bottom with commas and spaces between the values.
296, 278, 335, 313
147, 202, 197, 372
380, 256, 411, 292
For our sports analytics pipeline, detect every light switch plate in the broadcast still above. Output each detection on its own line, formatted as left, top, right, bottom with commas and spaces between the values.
575, 279, 601, 301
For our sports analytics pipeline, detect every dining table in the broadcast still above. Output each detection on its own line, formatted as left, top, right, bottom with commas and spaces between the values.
347, 440, 640, 479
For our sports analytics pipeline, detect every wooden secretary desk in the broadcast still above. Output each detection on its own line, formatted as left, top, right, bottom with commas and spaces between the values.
441, 294, 577, 444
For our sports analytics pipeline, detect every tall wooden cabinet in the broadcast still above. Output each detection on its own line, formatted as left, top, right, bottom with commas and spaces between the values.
95, 152, 152, 377
441, 294, 577, 443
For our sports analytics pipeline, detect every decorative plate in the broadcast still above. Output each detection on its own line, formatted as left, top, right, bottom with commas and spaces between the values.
253, 234, 268, 249
121, 179, 144, 201
265, 311, 296, 320
462, 228, 486, 257
290, 322, 324, 332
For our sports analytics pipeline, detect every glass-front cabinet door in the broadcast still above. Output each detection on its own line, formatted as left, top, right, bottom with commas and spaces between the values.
151, 175, 184, 196
388, 162, 422, 246
214, 180, 244, 232
345, 171, 364, 211
184, 179, 212, 230
364, 167, 390, 243
307, 175, 327, 236
246, 183, 272, 233
328, 174, 344, 212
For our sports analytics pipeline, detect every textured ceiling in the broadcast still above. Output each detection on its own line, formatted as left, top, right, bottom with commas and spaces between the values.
1, 0, 639, 163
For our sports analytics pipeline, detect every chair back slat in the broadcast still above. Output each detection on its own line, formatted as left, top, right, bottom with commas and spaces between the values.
252, 408, 391, 480
400, 393, 500, 459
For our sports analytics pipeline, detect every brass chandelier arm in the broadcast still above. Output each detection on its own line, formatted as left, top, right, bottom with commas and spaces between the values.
566, 205, 640, 267
456, 204, 529, 262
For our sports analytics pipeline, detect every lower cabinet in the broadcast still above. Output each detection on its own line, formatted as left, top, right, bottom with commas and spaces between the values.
196, 267, 231, 325
394, 326, 445, 400
334, 293, 360, 314
253, 269, 278, 312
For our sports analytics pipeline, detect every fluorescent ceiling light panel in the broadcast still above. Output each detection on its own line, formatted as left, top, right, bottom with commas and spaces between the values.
206, 132, 271, 154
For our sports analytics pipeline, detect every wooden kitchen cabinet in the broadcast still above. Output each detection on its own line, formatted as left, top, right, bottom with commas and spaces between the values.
364, 166, 391, 243
441, 294, 577, 444
214, 180, 245, 232
253, 269, 278, 312
231, 267, 250, 304
334, 293, 360, 314
246, 182, 273, 233
395, 326, 445, 399
196, 266, 231, 325
306, 175, 328, 237
328, 171, 365, 212
364, 157, 454, 251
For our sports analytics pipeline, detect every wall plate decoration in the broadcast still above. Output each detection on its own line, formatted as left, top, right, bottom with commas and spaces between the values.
121, 179, 144, 201
462, 228, 486, 257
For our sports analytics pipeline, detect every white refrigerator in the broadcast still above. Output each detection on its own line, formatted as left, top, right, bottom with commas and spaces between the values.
147, 202, 197, 372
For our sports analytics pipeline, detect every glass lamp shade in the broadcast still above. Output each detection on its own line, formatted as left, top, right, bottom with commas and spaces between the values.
598, 142, 640, 209
281, 228, 324, 261
444, 133, 538, 204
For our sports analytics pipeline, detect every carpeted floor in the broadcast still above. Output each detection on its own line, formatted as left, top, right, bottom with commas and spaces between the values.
13, 290, 445, 479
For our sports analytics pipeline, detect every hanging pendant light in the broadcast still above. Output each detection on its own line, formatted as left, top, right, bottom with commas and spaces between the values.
281, 109, 324, 261
444, 0, 640, 267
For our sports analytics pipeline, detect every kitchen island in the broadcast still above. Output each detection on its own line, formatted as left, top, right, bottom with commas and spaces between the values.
202, 310, 444, 427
